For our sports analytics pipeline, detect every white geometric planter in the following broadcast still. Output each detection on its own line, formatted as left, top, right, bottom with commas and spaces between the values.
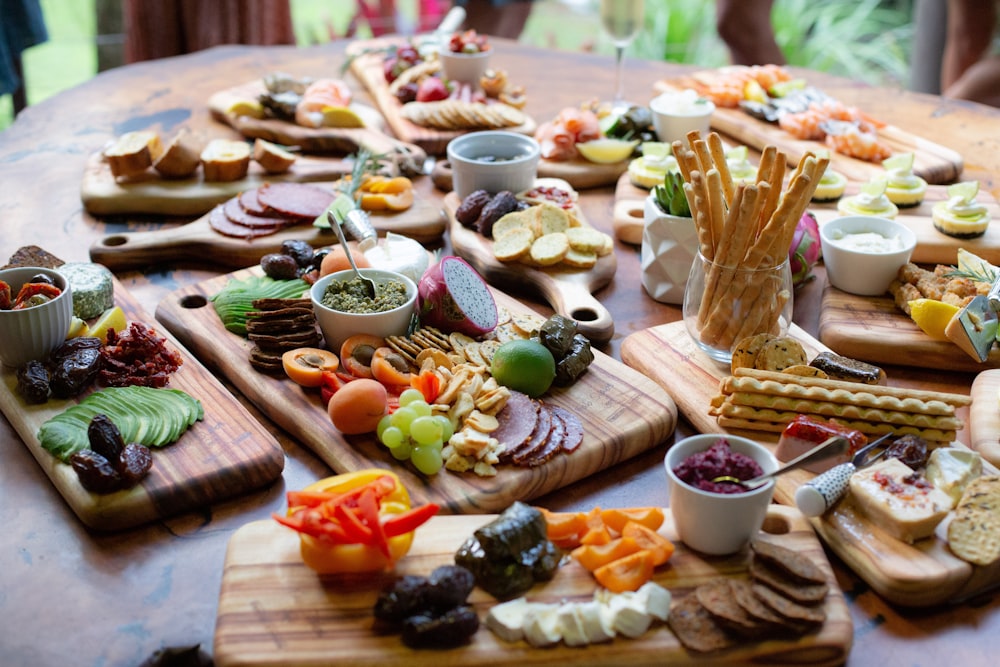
640, 194, 699, 304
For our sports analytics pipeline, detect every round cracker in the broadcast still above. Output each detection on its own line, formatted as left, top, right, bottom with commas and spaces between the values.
731, 333, 777, 374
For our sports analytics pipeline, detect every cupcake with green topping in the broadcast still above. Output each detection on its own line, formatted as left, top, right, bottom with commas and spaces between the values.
837, 177, 899, 219
932, 181, 991, 238
882, 152, 928, 207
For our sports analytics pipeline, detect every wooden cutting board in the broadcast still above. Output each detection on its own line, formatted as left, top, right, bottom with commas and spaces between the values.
613, 172, 650, 245
818, 280, 1000, 372
214, 505, 851, 667
654, 78, 963, 185
80, 152, 356, 217
444, 192, 616, 344
89, 192, 446, 272
155, 268, 675, 514
347, 39, 537, 156
620, 320, 1000, 607
0, 277, 284, 531
431, 156, 629, 192
968, 369, 1000, 467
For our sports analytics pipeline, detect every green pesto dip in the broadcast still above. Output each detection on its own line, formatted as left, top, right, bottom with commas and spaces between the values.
321, 277, 409, 313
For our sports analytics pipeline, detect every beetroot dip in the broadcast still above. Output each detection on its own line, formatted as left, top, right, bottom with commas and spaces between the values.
672, 438, 763, 494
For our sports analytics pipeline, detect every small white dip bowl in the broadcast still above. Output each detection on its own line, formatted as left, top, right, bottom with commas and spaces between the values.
820, 215, 917, 296
649, 89, 715, 144
311, 268, 417, 354
446, 130, 540, 199
0, 266, 73, 368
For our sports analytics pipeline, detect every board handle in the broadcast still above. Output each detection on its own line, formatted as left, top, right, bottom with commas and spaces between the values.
543, 280, 614, 344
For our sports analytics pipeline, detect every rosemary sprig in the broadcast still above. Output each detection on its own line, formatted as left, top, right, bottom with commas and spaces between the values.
946, 266, 997, 284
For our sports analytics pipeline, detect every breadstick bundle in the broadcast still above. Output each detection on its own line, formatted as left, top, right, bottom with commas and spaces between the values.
672, 131, 829, 353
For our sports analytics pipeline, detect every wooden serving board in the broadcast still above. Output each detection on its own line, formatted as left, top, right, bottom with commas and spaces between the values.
968, 369, 1000, 467
613, 172, 650, 245
620, 320, 1000, 607
347, 39, 537, 156
80, 152, 355, 217
818, 280, 1000, 372
431, 156, 629, 193
0, 277, 284, 531
155, 268, 676, 514
214, 505, 851, 667
444, 192, 616, 344
654, 78, 963, 185
89, 192, 446, 272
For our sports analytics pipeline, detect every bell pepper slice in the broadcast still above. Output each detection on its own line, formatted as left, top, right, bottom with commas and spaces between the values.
382, 502, 440, 537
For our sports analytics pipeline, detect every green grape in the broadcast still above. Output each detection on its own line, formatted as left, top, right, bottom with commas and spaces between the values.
410, 400, 432, 418
433, 415, 454, 442
390, 406, 417, 431
376, 414, 393, 439
410, 415, 443, 445
398, 388, 425, 406
380, 425, 405, 449
411, 445, 443, 475
389, 442, 412, 461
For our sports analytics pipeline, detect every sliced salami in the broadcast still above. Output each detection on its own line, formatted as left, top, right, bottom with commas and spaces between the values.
223, 197, 297, 229
256, 182, 335, 219
238, 188, 274, 216
208, 205, 282, 238
494, 391, 539, 462
521, 408, 566, 467
511, 405, 552, 466
548, 405, 583, 453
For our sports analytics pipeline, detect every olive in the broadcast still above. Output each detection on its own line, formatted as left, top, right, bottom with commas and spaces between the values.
280, 239, 315, 268
260, 253, 300, 280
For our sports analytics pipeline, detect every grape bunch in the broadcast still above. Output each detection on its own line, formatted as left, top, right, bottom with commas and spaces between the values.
377, 389, 454, 475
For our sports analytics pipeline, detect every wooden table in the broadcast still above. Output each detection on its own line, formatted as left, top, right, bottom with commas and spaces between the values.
1, 40, 999, 667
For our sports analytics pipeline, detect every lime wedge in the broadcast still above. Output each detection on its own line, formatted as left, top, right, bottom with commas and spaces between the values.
861, 176, 889, 198
641, 141, 672, 159
882, 152, 914, 173
726, 145, 749, 162
576, 138, 640, 164
947, 181, 980, 203
768, 78, 806, 98
314, 193, 356, 229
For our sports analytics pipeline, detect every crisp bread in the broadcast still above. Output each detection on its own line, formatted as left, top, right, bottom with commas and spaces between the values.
947, 475, 1000, 566
751, 540, 828, 585
751, 583, 826, 626
667, 594, 736, 653
749, 558, 830, 604
695, 580, 763, 637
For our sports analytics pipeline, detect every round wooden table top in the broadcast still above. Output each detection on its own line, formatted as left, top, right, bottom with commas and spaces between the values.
1, 39, 999, 666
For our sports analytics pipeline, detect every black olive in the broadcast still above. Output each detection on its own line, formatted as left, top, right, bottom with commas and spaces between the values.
28, 273, 56, 286
280, 239, 315, 268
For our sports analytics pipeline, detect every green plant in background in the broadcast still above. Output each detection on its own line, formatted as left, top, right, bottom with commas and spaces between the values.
653, 171, 691, 217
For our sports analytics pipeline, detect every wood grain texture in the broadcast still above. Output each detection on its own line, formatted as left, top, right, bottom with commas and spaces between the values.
431, 156, 629, 192
89, 191, 446, 271
347, 39, 537, 155
620, 320, 1000, 607
213, 505, 851, 667
444, 192, 616, 344
613, 172, 649, 245
0, 277, 284, 531
968, 369, 1000, 467
818, 281, 1000, 372
654, 78, 963, 185
155, 267, 675, 514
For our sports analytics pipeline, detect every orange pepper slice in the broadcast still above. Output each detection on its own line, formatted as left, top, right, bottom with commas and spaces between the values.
621, 521, 675, 566
599, 507, 665, 534
571, 536, 644, 572
593, 549, 656, 593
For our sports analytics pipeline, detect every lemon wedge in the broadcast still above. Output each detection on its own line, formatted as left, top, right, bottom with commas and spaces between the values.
226, 99, 265, 119
321, 106, 365, 128
957, 248, 998, 278
909, 298, 960, 341
88, 306, 127, 344
66, 316, 90, 339
576, 138, 639, 164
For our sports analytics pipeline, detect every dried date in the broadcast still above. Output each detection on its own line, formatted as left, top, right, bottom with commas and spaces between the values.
280, 239, 315, 268
455, 189, 491, 227
15, 360, 50, 404
118, 443, 153, 486
476, 190, 519, 237
49, 342, 102, 398
260, 253, 300, 280
401, 605, 479, 648
88, 413, 125, 463
69, 449, 122, 494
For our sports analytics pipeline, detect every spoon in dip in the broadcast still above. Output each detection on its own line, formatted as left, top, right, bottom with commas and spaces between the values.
328, 209, 377, 300
712, 435, 852, 490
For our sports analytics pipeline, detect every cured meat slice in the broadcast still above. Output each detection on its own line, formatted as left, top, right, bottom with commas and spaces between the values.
549, 405, 583, 453
511, 405, 553, 466
223, 197, 297, 229
494, 391, 538, 461
208, 205, 282, 238
521, 408, 566, 467
256, 182, 335, 219
238, 188, 275, 216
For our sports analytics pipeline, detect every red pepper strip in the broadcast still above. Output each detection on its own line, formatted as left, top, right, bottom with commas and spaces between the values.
382, 503, 440, 538
358, 487, 390, 559
286, 475, 397, 511
272, 510, 352, 543
13, 282, 61, 308
0, 280, 11, 310
333, 503, 375, 544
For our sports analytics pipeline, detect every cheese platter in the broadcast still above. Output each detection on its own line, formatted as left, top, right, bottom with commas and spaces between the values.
0, 272, 285, 531
620, 320, 1000, 607
213, 505, 852, 667
155, 267, 676, 514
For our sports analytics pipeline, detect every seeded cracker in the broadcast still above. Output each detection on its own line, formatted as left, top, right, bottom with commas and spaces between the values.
668, 594, 736, 653
947, 475, 1000, 566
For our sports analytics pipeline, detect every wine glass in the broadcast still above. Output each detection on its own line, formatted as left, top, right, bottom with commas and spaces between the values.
600, 0, 645, 113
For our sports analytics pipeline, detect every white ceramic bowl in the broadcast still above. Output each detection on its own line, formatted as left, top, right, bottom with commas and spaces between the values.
439, 48, 492, 84
0, 266, 73, 368
446, 131, 540, 199
649, 91, 715, 144
820, 215, 917, 296
310, 268, 417, 354
664, 433, 778, 556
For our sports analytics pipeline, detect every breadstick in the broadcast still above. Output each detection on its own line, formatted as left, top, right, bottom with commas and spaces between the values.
707, 132, 735, 205
685, 177, 715, 260
732, 368, 972, 406
673, 141, 696, 183
691, 138, 715, 182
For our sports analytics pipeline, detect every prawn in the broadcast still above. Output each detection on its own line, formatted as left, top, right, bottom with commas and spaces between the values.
823, 123, 892, 162
557, 107, 601, 143
295, 78, 354, 127
778, 108, 827, 140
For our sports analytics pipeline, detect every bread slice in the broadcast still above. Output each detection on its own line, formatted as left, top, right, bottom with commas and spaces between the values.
105, 130, 163, 178
153, 130, 202, 179
201, 139, 251, 182
493, 227, 534, 262
529, 232, 569, 266
253, 138, 296, 174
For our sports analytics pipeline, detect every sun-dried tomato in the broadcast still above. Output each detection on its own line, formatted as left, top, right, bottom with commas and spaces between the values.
99, 322, 183, 387
13, 282, 62, 309
0, 280, 11, 309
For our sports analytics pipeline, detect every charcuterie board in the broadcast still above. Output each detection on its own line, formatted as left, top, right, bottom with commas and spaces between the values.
80, 152, 354, 217
214, 505, 851, 667
0, 276, 284, 531
620, 320, 1000, 607
968, 369, 1000, 467
817, 280, 1000, 372
654, 77, 963, 185
89, 192, 446, 272
155, 267, 675, 514
444, 192, 616, 344
431, 157, 629, 192
347, 39, 537, 155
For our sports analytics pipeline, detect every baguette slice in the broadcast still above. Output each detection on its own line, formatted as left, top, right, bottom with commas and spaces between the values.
153, 130, 202, 179
105, 131, 163, 178
201, 139, 251, 182
252, 138, 296, 174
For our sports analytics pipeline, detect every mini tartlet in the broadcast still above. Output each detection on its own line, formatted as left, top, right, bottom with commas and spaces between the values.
726, 145, 757, 183
837, 177, 899, 219
812, 167, 847, 202
628, 141, 678, 189
882, 152, 928, 207
932, 181, 992, 238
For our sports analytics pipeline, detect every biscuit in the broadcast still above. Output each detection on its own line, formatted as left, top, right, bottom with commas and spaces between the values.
529, 232, 569, 266
565, 226, 608, 253
730, 333, 776, 374
947, 475, 1000, 566
754, 337, 809, 372
781, 364, 828, 379
695, 580, 763, 637
751, 583, 826, 626
749, 558, 830, 604
750, 540, 827, 586
562, 248, 597, 269
493, 227, 534, 262
667, 594, 736, 653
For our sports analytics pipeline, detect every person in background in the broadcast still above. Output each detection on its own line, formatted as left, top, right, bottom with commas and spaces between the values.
0, 0, 48, 115
715, 0, 785, 66
453, 0, 534, 40
940, 0, 1000, 107
122, 0, 295, 63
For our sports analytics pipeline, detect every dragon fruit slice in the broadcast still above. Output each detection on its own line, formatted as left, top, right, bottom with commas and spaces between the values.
418, 256, 498, 336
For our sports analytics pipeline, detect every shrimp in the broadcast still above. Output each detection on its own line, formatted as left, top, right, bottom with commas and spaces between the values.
749, 64, 792, 91
824, 124, 892, 162
704, 82, 745, 108
295, 78, 354, 127
556, 107, 601, 143
778, 108, 826, 140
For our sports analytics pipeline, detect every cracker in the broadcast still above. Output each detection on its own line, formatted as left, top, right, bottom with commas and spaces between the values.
751, 583, 826, 626
754, 337, 808, 372
730, 333, 776, 373
492, 209, 535, 240
493, 227, 534, 262
667, 594, 736, 653
947, 475, 1000, 566
781, 364, 829, 379
750, 540, 827, 585
478, 339, 501, 365
730, 578, 787, 629
565, 226, 607, 253
529, 232, 569, 266
511, 313, 545, 337
536, 202, 570, 235
562, 247, 597, 269
749, 558, 829, 604
695, 580, 763, 637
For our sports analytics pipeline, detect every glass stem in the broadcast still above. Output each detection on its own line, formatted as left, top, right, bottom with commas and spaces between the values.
613, 43, 626, 111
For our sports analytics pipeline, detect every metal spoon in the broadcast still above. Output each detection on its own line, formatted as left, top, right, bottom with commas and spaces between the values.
712, 435, 852, 490
328, 209, 376, 300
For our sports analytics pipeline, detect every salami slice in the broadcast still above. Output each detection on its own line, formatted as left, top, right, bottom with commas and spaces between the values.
548, 405, 583, 453
223, 197, 297, 229
511, 405, 553, 466
494, 391, 539, 462
521, 407, 566, 468
209, 205, 282, 238
256, 182, 335, 219
238, 188, 274, 216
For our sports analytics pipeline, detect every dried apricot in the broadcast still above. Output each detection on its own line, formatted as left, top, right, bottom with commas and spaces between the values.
371, 346, 413, 387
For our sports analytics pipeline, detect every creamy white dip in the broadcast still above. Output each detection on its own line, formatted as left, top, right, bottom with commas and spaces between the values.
830, 230, 906, 253
650, 89, 713, 116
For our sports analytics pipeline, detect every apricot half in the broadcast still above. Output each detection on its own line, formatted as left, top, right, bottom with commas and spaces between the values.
371, 347, 413, 386
340, 334, 385, 379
